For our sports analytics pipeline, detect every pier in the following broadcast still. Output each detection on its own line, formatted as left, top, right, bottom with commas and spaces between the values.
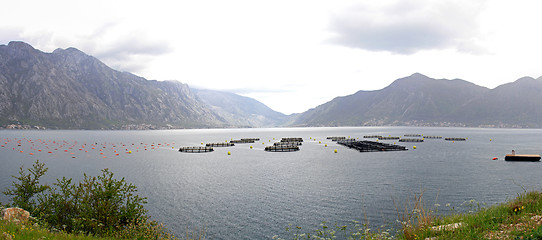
179, 147, 214, 153
327, 136, 346, 141
424, 136, 442, 139
338, 140, 407, 152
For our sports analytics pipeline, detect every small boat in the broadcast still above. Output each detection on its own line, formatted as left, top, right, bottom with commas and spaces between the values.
504, 150, 541, 162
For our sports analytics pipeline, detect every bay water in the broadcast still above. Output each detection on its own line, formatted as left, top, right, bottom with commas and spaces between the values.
1, 127, 542, 239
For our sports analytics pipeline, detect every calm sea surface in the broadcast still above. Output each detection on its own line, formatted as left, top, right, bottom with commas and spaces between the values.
1, 127, 542, 239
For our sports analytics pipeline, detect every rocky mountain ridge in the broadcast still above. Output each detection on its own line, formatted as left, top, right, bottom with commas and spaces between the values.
0, 41, 224, 129
289, 73, 542, 128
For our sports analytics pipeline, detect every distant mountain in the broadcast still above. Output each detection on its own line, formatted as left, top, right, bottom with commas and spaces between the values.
290, 73, 542, 128
0, 41, 226, 129
452, 76, 542, 127
193, 88, 288, 127
3, 41, 541, 129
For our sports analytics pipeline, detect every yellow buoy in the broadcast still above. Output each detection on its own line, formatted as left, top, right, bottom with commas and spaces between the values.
334, 149, 338, 153
201, 142, 203, 145
490, 139, 492, 141
250, 146, 253, 149
128, 150, 132, 154
262, 142, 265, 144
413, 146, 417, 149
319, 141, 321, 144
227, 151, 231, 155
325, 144, 327, 147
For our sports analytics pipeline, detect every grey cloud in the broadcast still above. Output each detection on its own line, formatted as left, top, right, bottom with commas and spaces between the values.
87, 25, 174, 72
328, 0, 487, 54
93, 37, 173, 60
0, 23, 173, 74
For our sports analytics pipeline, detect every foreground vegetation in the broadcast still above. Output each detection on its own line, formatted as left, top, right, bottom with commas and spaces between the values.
1, 160, 181, 239
275, 191, 542, 240
403, 190, 542, 240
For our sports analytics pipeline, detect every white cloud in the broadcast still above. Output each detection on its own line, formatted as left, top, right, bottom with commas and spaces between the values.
328, 0, 487, 54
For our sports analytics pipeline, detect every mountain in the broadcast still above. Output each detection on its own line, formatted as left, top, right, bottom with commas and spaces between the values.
193, 88, 288, 127
0, 41, 226, 129
290, 73, 542, 128
451, 76, 542, 127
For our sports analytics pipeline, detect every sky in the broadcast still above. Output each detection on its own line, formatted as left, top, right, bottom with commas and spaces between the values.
1, 0, 542, 114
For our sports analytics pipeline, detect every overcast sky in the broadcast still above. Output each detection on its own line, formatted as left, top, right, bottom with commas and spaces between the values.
2, 0, 542, 114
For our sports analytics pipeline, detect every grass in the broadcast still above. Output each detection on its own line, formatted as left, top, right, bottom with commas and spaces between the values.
0, 218, 206, 240
0, 219, 114, 240
405, 190, 542, 240
275, 190, 542, 240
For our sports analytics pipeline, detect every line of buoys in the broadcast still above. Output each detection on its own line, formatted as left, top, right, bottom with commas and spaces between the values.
1, 137, 176, 158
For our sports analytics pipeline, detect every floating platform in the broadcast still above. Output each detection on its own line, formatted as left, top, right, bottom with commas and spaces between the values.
364, 135, 383, 139
179, 147, 214, 153
241, 138, 260, 141
274, 142, 302, 146
378, 136, 400, 140
327, 136, 346, 141
404, 134, 422, 137
281, 137, 303, 142
505, 154, 541, 162
206, 143, 235, 147
399, 138, 424, 142
265, 145, 300, 152
445, 137, 466, 141
424, 136, 442, 139
230, 139, 255, 144
338, 140, 407, 152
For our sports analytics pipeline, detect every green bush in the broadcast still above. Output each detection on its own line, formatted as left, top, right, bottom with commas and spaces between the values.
3, 160, 175, 239
3, 160, 49, 213
37, 169, 148, 235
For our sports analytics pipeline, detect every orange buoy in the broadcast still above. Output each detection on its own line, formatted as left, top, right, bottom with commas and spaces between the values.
492, 157, 498, 160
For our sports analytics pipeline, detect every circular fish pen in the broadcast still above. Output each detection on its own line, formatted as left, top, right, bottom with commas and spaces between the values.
179, 147, 214, 153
